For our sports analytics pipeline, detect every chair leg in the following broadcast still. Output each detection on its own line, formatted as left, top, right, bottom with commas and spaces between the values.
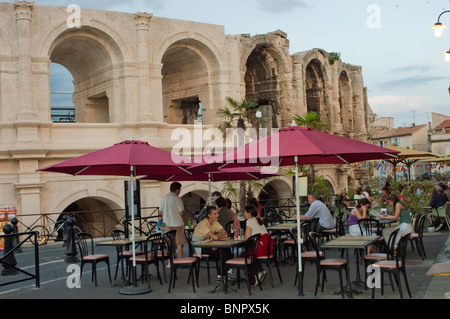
402, 269, 412, 298
114, 256, 120, 280
190, 266, 196, 293
338, 269, 345, 299
168, 269, 174, 293
395, 272, 403, 299
106, 259, 112, 283
93, 262, 97, 287
267, 260, 274, 288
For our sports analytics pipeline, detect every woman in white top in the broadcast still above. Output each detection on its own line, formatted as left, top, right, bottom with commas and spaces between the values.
243, 204, 268, 285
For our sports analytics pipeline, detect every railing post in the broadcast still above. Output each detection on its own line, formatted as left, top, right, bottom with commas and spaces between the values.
10, 217, 22, 253
64, 217, 79, 263
1, 224, 19, 276
62, 215, 69, 247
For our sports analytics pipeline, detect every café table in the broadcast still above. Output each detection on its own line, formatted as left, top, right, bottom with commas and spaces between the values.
321, 235, 379, 298
192, 237, 246, 294
267, 222, 298, 231
96, 235, 148, 287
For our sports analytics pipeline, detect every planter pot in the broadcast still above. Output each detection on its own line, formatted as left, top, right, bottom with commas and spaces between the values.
427, 226, 435, 233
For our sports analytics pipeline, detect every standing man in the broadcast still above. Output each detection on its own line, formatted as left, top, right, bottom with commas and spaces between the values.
300, 194, 335, 232
159, 182, 186, 258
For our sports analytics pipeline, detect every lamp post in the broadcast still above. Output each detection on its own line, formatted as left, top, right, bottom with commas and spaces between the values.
431, 9, 450, 62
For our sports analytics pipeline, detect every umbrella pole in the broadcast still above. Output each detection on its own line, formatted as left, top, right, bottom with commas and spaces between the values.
208, 173, 212, 204
295, 156, 303, 296
119, 167, 152, 295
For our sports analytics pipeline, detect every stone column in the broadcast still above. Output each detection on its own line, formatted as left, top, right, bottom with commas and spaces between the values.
14, 1, 35, 122
134, 12, 153, 122
14, 1, 42, 148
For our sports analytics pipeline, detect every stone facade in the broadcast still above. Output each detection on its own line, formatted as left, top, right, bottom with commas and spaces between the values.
0, 2, 372, 231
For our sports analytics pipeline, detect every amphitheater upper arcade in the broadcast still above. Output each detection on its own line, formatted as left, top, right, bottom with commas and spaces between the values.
0, 2, 372, 224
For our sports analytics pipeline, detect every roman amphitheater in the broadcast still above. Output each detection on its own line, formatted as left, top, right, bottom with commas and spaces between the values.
0, 1, 374, 235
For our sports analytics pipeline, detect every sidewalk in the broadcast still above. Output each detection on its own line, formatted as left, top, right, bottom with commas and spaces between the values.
1, 230, 449, 302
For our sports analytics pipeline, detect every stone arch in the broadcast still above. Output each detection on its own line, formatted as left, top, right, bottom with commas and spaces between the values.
47, 25, 125, 124
258, 178, 292, 208
54, 188, 123, 238
300, 49, 332, 128
338, 70, 353, 134
160, 36, 222, 125
240, 32, 293, 129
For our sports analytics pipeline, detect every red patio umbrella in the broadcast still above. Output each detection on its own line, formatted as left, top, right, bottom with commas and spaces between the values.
188, 126, 399, 295
37, 139, 192, 295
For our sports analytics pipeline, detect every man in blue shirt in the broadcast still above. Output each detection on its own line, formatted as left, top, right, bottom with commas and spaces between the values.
300, 194, 335, 232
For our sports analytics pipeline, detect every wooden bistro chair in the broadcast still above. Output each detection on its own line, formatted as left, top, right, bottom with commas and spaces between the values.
164, 230, 198, 293
364, 228, 400, 286
411, 213, 427, 260
130, 233, 164, 287
111, 229, 143, 280
310, 231, 348, 299
225, 234, 262, 295
76, 232, 112, 287
372, 233, 412, 299
257, 230, 283, 287
184, 228, 217, 285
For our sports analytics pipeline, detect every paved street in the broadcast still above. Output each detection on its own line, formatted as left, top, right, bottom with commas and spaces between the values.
1, 230, 449, 308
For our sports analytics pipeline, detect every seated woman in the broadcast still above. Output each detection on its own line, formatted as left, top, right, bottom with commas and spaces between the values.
243, 204, 270, 286
193, 206, 232, 279
379, 194, 413, 247
348, 198, 370, 236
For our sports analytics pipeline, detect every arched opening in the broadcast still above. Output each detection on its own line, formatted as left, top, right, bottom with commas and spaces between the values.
50, 63, 75, 122
49, 27, 120, 123
62, 197, 121, 238
244, 45, 281, 129
305, 60, 328, 126
258, 179, 292, 214
181, 190, 207, 222
161, 39, 214, 125
339, 71, 353, 134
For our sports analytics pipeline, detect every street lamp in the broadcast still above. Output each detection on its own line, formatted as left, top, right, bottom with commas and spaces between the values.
445, 49, 450, 62
431, 10, 450, 37
431, 9, 450, 62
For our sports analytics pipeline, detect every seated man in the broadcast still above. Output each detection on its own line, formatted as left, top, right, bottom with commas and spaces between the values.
300, 193, 335, 232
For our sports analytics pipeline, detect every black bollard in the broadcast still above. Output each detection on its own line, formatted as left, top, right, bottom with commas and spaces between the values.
1, 224, 19, 276
10, 217, 22, 253
64, 217, 79, 263
62, 215, 69, 247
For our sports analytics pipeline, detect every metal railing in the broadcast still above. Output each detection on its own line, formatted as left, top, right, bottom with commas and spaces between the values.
0, 231, 40, 288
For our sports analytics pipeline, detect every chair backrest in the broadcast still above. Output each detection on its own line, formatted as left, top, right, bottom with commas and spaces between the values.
261, 217, 272, 228
358, 218, 380, 236
163, 230, 177, 261
224, 220, 234, 237
310, 218, 319, 232
395, 233, 411, 268
268, 212, 283, 225
143, 233, 163, 261
416, 213, 427, 236
111, 229, 125, 240
336, 213, 346, 236
184, 228, 195, 257
385, 228, 400, 259
270, 230, 281, 256
242, 234, 261, 265
289, 226, 298, 244
308, 231, 324, 261
146, 221, 158, 236
76, 232, 94, 257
